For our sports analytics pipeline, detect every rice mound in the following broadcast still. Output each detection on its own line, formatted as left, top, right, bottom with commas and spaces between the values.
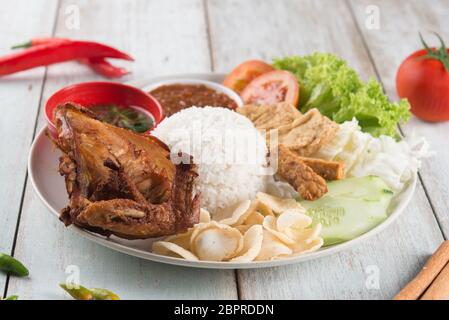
152, 107, 268, 215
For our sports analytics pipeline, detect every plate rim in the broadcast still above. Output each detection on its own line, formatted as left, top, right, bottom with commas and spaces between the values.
28, 73, 417, 269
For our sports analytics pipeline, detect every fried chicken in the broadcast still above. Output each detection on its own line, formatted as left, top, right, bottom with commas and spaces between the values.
53, 103, 200, 239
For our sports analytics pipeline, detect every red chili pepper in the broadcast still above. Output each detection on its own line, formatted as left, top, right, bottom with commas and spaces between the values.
11, 37, 71, 49
78, 58, 130, 78
12, 38, 131, 78
0, 39, 133, 77
11, 38, 132, 78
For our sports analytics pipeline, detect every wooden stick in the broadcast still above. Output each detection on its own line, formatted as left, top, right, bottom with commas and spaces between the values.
394, 241, 449, 300
420, 262, 449, 300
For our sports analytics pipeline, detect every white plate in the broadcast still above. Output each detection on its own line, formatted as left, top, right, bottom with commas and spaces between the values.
28, 73, 417, 269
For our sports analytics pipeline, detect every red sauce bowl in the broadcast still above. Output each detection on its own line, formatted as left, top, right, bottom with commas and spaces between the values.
45, 81, 163, 136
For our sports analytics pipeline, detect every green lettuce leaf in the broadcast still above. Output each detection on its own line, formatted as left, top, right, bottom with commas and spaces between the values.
273, 53, 410, 137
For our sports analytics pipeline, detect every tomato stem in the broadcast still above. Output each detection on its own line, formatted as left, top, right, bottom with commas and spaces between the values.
419, 32, 449, 73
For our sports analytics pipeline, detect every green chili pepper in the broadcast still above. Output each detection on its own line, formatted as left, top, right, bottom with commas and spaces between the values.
60, 283, 120, 300
60, 284, 93, 300
0, 253, 29, 277
90, 288, 120, 300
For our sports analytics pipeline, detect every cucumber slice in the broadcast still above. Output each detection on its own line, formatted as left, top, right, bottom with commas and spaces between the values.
300, 176, 394, 246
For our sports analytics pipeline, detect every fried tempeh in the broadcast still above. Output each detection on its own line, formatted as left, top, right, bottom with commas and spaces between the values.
297, 157, 344, 180
277, 145, 328, 200
236, 102, 301, 130
237, 103, 339, 157
277, 108, 338, 156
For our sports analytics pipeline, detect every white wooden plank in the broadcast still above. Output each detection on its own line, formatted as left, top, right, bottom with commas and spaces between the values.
7, 0, 237, 299
349, 0, 449, 238
207, 0, 374, 77
207, 0, 444, 299
0, 0, 58, 294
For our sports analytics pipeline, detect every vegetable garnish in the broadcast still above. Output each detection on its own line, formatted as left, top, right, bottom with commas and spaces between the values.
223, 60, 274, 93
240, 70, 299, 106
60, 283, 120, 300
274, 53, 410, 137
1, 295, 18, 300
301, 176, 393, 246
396, 33, 449, 122
0, 38, 133, 77
0, 253, 29, 277
91, 104, 154, 133
314, 118, 429, 192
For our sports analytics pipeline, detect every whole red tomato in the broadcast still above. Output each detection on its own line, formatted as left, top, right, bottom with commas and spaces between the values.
396, 33, 449, 122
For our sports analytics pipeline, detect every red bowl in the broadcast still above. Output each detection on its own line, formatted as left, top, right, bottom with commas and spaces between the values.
45, 81, 163, 136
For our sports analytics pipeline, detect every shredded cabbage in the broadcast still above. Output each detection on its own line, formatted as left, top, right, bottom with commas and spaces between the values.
273, 53, 411, 138
314, 119, 430, 191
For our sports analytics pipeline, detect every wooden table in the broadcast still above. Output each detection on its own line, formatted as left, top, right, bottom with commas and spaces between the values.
1, 0, 448, 300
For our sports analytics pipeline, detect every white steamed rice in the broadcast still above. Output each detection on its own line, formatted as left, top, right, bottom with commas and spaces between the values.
152, 107, 269, 215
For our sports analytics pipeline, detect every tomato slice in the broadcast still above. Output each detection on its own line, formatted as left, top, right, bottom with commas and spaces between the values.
223, 60, 274, 94
240, 70, 299, 106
